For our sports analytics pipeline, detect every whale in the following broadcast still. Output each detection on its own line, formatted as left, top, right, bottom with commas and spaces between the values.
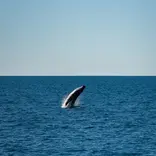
62, 85, 86, 108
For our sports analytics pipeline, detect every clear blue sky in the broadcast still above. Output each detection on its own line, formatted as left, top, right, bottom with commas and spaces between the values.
0, 0, 156, 75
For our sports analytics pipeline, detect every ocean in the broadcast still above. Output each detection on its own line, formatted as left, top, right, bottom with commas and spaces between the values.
0, 76, 156, 156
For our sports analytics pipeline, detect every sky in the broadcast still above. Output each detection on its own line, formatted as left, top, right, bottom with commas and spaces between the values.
0, 0, 156, 75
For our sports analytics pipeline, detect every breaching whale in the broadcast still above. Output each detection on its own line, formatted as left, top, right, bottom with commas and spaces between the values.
62, 85, 85, 108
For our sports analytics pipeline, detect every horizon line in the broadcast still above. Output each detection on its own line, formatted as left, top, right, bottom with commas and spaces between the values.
0, 75, 156, 77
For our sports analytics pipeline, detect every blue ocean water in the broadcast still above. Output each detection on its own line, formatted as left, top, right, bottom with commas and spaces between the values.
0, 76, 156, 156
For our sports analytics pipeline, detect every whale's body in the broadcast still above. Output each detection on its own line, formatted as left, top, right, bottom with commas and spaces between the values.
62, 85, 85, 108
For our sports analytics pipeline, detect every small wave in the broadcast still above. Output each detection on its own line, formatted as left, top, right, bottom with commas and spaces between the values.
84, 126, 94, 129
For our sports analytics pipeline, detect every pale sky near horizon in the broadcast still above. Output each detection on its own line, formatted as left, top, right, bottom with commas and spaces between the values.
0, 0, 156, 75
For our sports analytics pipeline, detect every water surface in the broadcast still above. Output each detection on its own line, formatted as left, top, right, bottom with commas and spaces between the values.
0, 76, 156, 155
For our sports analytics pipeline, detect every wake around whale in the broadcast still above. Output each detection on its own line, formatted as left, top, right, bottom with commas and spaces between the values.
61, 85, 85, 108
